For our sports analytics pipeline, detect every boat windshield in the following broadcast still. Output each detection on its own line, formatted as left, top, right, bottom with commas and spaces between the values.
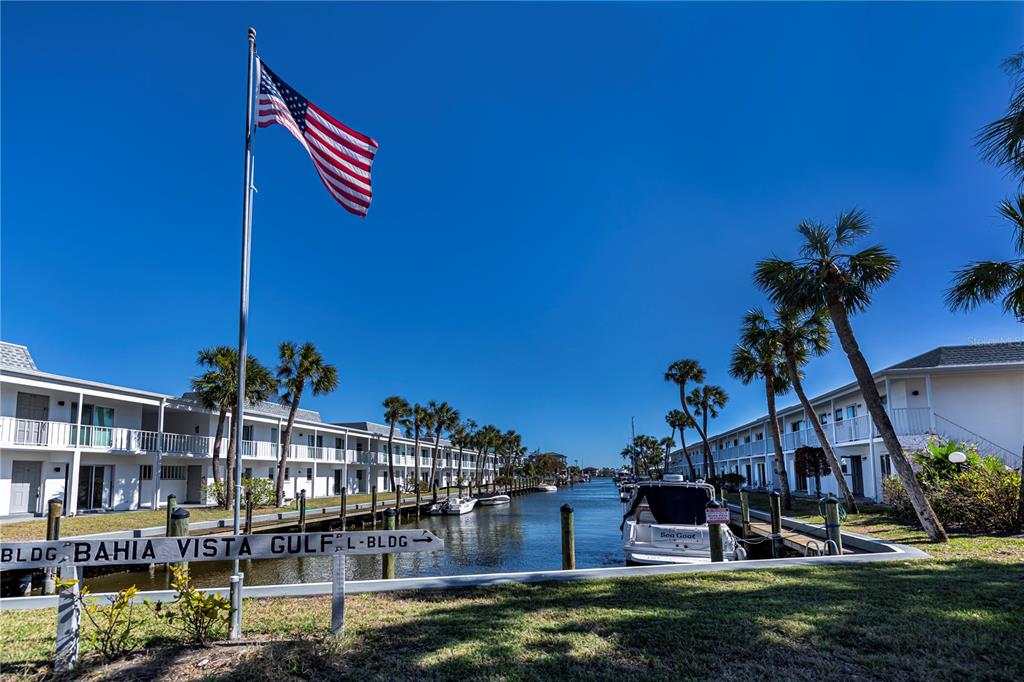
621, 484, 713, 527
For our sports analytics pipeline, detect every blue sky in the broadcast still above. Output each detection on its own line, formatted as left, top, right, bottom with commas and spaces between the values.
2, 2, 1021, 468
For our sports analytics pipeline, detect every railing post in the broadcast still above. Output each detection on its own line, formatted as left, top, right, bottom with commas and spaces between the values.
560, 504, 575, 570
769, 490, 782, 559
298, 490, 307, 533
381, 508, 397, 579
371, 485, 378, 528
824, 494, 843, 556
43, 498, 62, 595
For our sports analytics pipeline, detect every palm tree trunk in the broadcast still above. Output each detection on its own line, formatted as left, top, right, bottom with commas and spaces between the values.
784, 347, 859, 513
226, 422, 237, 510
680, 431, 696, 480
413, 432, 421, 519
429, 433, 439, 501
386, 423, 396, 495
827, 300, 947, 542
211, 407, 227, 491
457, 446, 464, 483
276, 386, 304, 507
701, 411, 716, 483
765, 374, 793, 511
678, 384, 714, 479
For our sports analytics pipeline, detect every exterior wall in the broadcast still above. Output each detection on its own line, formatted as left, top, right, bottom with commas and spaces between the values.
931, 369, 1024, 457
0, 449, 73, 516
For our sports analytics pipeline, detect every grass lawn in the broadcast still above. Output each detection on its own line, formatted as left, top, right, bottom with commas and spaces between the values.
0, 488, 470, 543
2, 495, 1022, 680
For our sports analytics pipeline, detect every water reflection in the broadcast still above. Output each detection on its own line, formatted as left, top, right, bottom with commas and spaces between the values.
84, 479, 623, 592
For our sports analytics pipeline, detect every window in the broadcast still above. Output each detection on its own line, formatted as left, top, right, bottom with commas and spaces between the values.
306, 467, 313, 481
268, 468, 275, 480
880, 395, 888, 406
880, 455, 892, 477
791, 420, 803, 432
756, 432, 764, 441
139, 464, 153, 480
285, 468, 290, 481
335, 437, 343, 450
244, 468, 252, 479
16, 392, 49, 420
744, 436, 751, 444
846, 405, 857, 419
834, 409, 844, 422
161, 465, 185, 480
271, 427, 278, 444
733, 439, 739, 447
242, 425, 254, 441
819, 413, 828, 425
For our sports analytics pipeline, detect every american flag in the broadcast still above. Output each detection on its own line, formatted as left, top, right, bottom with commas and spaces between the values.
256, 59, 377, 217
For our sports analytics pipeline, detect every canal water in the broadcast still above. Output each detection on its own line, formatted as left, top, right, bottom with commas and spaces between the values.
84, 478, 625, 591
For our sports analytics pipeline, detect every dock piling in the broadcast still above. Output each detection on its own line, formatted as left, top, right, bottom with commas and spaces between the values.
382, 508, 397, 579
340, 489, 347, 530
739, 489, 751, 539
769, 490, 783, 559
824, 494, 843, 555
707, 500, 725, 562
371, 485, 378, 527
43, 498, 62, 594
560, 504, 575, 570
169, 507, 191, 571
298, 491, 307, 533
164, 494, 176, 537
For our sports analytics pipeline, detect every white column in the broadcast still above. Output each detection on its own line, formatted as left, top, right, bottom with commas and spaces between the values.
883, 377, 892, 414
67, 395, 85, 516
153, 398, 165, 509
925, 374, 935, 431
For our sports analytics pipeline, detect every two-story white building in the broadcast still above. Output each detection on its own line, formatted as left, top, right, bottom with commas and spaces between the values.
668, 342, 1024, 502
0, 342, 497, 517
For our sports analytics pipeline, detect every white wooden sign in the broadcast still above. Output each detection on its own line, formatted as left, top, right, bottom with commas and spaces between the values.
0, 530, 443, 571
705, 508, 731, 525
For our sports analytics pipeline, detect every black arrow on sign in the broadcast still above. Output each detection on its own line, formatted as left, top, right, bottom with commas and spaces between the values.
412, 537, 432, 543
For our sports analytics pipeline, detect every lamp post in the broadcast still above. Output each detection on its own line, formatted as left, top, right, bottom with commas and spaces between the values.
948, 451, 967, 474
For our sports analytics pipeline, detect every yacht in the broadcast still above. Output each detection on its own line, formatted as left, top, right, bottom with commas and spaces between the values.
535, 483, 557, 492
621, 477, 746, 565
476, 493, 511, 506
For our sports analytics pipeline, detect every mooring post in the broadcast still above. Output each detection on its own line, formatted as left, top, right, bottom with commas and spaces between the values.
769, 490, 783, 559
824, 494, 843, 556
560, 504, 575, 570
707, 500, 725, 562
54, 564, 79, 672
298, 490, 307, 533
170, 507, 191, 571
43, 497, 62, 595
340, 488, 347, 530
739, 489, 751, 539
382, 508, 397, 579
331, 552, 346, 638
432, 483, 438, 504
244, 487, 254, 535
371, 485, 379, 527
165, 493, 176, 536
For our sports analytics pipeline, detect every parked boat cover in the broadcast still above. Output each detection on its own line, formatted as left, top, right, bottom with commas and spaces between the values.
621, 484, 713, 528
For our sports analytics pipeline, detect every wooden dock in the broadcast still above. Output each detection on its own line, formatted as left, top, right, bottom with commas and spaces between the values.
734, 512, 855, 556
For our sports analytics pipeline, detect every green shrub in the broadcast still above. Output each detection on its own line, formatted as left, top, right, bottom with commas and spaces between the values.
202, 476, 278, 507
885, 437, 1021, 534
56, 578, 140, 662
149, 565, 230, 644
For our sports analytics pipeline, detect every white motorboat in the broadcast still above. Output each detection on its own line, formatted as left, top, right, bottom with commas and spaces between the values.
621, 478, 746, 565
476, 493, 511, 506
445, 495, 479, 515
535, 483, 557, 493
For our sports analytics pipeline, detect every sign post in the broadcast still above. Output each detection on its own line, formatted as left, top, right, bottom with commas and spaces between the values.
1, 529, 443, 662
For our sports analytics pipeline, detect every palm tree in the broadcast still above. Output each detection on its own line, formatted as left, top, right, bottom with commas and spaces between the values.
274, 342, 339, 506
500, 430, 522, 493
729, 329, 793, 510
665, 409, 697, 479
976, 50, 1024, 178
664, 360, 719, 481
748, 307, 859, 512
407, 403, 431, 516
754, 212, 947, 541
451, 418, 477, 484
191, 346, 277, 508
686, 385, 729, 480
475, 424, 500, 487
427, 400, 459, 497
658, 437, 675, 476
382, 396, 412, 498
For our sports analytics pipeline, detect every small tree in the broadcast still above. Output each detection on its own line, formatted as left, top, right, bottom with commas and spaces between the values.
795, 446, 831, 497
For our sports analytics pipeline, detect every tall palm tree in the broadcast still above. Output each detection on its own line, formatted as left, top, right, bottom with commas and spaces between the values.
451, 418, 477, 484
407, 403, 431, 516
427, 400, 460, 496
501, 430, 522, 493
747, 307, 859, 512
658, 437, 675, 476
191, 346, 277, 508
754, 212, 948, 541
275, 342, 339, 506
976, 50, 1024, 178
686, 385, 729, 480
665, 409, 697, 479
729, 329, 793, 510
664, 360, 719, 481
475, 424, 500, 487
382, 396, 412, 498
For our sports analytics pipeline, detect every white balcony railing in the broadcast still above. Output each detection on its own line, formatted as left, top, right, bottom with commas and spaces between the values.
890, 407, 931, 436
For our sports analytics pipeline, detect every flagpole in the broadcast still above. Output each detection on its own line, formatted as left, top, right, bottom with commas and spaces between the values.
229, 26, 258, 641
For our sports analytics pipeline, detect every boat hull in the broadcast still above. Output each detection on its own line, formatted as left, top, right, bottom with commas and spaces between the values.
477, 494, 511, 506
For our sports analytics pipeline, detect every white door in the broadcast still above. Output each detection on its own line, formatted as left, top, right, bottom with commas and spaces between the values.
11, 461, 42, 514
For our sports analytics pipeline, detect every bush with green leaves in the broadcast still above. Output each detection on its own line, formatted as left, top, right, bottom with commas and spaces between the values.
884, 437, 1021, 534
148, 565, 230, 644
56, 578, 140, 662
202, 476, 278, 507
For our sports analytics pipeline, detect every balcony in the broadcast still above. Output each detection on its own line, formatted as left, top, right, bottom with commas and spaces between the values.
0, 417, 211, 456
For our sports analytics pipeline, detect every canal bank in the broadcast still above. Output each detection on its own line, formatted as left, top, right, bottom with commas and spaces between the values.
81, 479, 622, 591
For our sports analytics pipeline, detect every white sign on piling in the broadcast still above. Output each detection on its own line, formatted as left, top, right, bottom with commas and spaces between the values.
705, 508, 731, 525
1, 530, 444, 667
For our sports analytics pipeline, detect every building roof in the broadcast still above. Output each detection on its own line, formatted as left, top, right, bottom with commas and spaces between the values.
0, 342, 38, 371
886, 342, 1024, 370
178, 391, 322, 422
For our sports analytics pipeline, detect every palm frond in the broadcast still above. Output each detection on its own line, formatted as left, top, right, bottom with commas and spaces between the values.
832, 209, 870, 247
997, 193, 1024, 255
946, 260, 1021, 314
797, 221, 832, 260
